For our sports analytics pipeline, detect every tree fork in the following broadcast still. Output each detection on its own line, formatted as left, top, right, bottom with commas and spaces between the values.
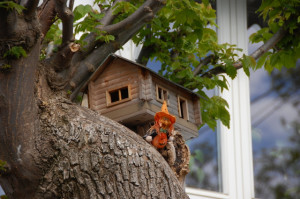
46, 43, 80, 90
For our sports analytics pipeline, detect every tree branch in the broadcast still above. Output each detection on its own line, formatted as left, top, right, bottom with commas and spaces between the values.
73, 0, 164, 61
68, 0, 166, 100
55, 0, 74, 46
49, 43, 80, 72
193, 54, 215, 76
250, 27, 286, 62
136, 24, 153, 65
46, 42, 80, 90
201, 27, 287, 78
38, 0, 57, 38
99, 1, 156, 35
21, 0, 39, 19
136, 44, 154, 65
68, 0, 74, 10
72, 0, 131, 61
99, 0, 130, 26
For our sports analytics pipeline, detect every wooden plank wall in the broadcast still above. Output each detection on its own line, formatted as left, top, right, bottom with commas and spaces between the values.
193, 99, 202, 126
89, 59, 140, 113
150, 76, 197, 124
139, 69, 152, 101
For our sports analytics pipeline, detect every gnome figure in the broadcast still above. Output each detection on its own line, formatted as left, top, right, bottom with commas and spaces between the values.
144, 100, 176, 149
144, 101, 190, 184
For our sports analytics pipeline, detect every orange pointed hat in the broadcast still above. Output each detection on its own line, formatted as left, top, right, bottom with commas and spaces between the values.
154, 101, 176, 124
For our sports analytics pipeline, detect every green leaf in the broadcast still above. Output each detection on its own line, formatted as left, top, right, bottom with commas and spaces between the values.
0, 1, 25, 14
281, 51, 297, 69
73, 5, 93, 22
256, 52, 271, 70
241, 54, 255, 76
270, 53, 281, 69
182, 40, 195, 53
215, 78, 228, 92
112, 1, 137, 17
264, 56, 272, 73
206, 119, 217, 130
89, 12, 105, 20
200, 96, 230, 130
3, 46, 27, 59
224, 59, 237, 79
194, 28, 203, 40
44, 19, 62, 45
211, 96, 230, 128
102, 35, 115, 43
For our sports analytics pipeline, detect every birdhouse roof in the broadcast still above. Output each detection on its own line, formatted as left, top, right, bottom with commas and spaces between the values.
82, 53, 203, 100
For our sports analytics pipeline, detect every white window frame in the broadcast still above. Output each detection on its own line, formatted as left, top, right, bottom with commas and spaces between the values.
186, 0, 255, 199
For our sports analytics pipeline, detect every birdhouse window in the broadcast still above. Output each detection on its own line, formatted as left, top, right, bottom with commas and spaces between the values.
106, 85, 131, 106
178, 96, 189, 120
156, 85, 168, 103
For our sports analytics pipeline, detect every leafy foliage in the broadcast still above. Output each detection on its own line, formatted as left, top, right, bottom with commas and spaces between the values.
0, 1, 25, 14
250, 0, 300, 73
131, 0, 241, 129
3, 46, 27, 59
112, 1, 139, 23
73, 4, 105, 43
201, 96, 230, 130
41, 0, 300, 131
44, 19, 62, 46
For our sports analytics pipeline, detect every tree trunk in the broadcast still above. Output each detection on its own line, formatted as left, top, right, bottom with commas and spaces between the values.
0, 50, 189, 199
0, 43, 43, 199
34, 91, 189, 199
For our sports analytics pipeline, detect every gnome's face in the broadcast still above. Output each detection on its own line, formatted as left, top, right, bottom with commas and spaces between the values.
158, 117, 172, 129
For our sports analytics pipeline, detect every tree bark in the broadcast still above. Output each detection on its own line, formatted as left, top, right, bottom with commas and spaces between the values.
0, 9, 43, 197
34, 91, 189, 199
0, 54, 189, 199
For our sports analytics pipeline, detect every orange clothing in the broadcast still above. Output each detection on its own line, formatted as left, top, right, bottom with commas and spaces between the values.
151, 132, 168, 149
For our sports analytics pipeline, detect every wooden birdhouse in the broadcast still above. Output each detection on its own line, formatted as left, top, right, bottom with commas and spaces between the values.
82, 54, 202, 140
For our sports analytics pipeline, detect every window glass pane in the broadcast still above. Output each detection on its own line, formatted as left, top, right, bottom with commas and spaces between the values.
158, 87, 162, 100
120, 87, 129, 99
250, 65, 300, 199
185, 126, 221, 192
110, 90, 119, 102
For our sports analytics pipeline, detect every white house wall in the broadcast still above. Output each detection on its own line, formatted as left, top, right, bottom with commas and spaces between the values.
217, 0, 255, 198
186, 0, 255, 198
